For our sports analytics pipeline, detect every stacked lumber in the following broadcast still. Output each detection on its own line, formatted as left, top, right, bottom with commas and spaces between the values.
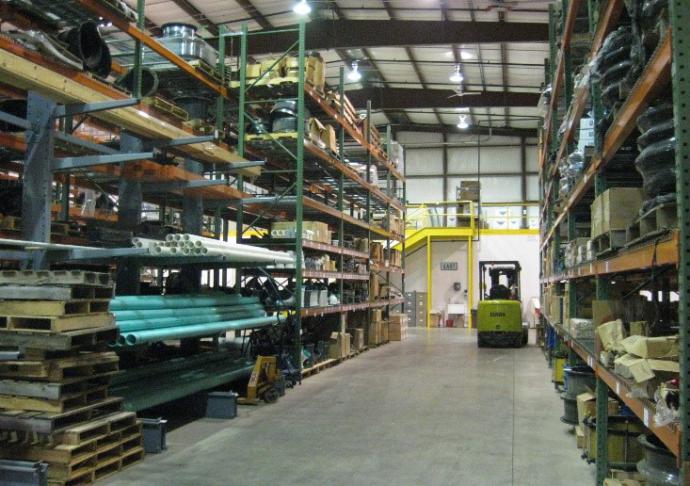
0, 271, 144, 485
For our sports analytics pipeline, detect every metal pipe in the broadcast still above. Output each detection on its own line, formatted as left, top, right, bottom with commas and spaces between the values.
113, 305, 262, 321
110, 294, 260, 311
117, 308, 265, 332
122, 315, 280, 345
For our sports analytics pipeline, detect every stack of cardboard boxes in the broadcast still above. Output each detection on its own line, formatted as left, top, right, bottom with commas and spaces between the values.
367, 309, 385, 345
307, 118, 338, 154
389, 313, 408, 341
327, 332, 351, 360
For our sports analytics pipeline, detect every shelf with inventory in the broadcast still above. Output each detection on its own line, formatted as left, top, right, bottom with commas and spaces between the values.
541, 30, 672, 248
233, 22, 405, 369
252, 238, 369, 260
300, 298, 404, 318
539, 0, 689, 483
541, 230, 678, 284
229, 77, 402, 181
246, 133, 403, 212
543, 315, 681, 459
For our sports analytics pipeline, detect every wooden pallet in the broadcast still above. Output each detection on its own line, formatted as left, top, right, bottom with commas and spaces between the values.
0, 312, 114, 332
0, 270, 112, 287
0, 386, 109, 414
0, 285, 114, 301
626, 202, 677, 246
592, 230, 627, 257
0, 300, 110, 317
0, 352, 119, 381
0, 396, 123, 434
0, 326, 118, 353
57, 411, 137, 446
0, 373, 114, 401
300, 358, 337, 378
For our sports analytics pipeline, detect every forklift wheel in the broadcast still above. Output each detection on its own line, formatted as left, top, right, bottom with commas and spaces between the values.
477, 335, 486, 348
262, 386, 280, 404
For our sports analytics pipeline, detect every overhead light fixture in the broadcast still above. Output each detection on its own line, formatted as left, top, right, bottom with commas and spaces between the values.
449, 64, 464, 83
457, 115, 469, 129
347, 61, 362, 82
293, 0, 311, 16
460, 50, 475, 60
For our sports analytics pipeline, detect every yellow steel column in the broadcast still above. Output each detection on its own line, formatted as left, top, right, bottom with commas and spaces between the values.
426, 234, 432, 328
467, 235, 474, 329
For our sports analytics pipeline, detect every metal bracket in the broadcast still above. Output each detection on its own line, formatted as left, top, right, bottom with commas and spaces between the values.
53, 99, 140, 118
54, 131, 118, 155
53, 151, 156, 171
0, 250, 30, 260
139, 179, 229, 193
0, 110, 30, 131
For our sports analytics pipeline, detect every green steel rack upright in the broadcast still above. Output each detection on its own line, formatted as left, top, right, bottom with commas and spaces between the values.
539, 0, 690, 482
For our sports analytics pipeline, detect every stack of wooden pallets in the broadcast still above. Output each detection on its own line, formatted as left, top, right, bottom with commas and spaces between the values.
0, 270, 144, 485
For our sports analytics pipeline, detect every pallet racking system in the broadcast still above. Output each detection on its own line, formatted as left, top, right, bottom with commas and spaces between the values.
0, 2, 405, 405
539, 0, 689, 483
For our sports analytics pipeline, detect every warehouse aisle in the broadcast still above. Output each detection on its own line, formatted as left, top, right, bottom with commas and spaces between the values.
104, 328, 593, 486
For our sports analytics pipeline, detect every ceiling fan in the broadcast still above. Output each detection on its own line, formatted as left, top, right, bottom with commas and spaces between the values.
448, 85, 481, 99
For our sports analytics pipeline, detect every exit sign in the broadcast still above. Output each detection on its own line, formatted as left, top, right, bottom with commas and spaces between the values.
440, 262, 458, 271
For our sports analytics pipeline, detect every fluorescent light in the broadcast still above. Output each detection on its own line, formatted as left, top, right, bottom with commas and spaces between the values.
449, 65, 463, 83
456, 107, 470, 112
460, 50, 474, 60
347, 61, 362, 82
293, 0, 311, 16
457, 115, 469, 129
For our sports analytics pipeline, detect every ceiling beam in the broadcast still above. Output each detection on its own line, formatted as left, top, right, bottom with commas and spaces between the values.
230, 20, 548, 55
169, 0, 218, 36
233, 0, 272, 30
392, 123, 537, 138
348, 88, 540, 110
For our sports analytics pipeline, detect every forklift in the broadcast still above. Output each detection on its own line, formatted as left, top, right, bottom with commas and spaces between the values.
477, 261, 528, 348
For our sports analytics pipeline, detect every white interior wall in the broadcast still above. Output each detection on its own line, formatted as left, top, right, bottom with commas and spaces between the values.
399, 131, 538, 204
402, 233, 540, 322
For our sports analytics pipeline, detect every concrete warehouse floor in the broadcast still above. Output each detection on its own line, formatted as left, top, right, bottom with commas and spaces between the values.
104, 328, 594, 486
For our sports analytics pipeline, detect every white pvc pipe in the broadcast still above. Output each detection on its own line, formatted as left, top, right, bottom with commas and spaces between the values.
132, 237, 162, 249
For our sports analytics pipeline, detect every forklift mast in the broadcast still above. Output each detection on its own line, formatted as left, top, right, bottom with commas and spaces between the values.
479, 261, 522, 301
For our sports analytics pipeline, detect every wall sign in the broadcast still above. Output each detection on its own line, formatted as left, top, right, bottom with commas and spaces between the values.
440, 261, 458, 271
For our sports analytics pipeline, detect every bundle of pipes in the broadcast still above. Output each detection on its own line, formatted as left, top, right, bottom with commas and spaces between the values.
110, 294, 280, 346
131, 234, 295, 265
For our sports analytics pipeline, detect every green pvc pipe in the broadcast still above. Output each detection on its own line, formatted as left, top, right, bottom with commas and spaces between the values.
113, 304, 264, 322
122, 315, 280, 345
109, 294, 258, 311
117, 308, 265, 333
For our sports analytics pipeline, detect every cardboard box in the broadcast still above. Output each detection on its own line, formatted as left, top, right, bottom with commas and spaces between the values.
597, 319, 625, 352
590, 188, 644, 239
577, 392, 596, 426
614, 353, 679, 383
342, 332, 351, 357
308, 117, 326, 146
324, 125, 338, 153
370, 242, 384, 261
621, 335, 678, 359
576, 392, 620, 427
628, 321, 646, 336
575, 425, 586, 449
306, 54, 325, 92
327, 332, 342, 359
381, 321, 389, 342
352, 328, 364, 350
270, 220, 331, 244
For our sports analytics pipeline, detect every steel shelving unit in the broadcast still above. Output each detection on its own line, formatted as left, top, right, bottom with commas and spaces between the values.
231, 21, 406, 371
539, 0, 690, 483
